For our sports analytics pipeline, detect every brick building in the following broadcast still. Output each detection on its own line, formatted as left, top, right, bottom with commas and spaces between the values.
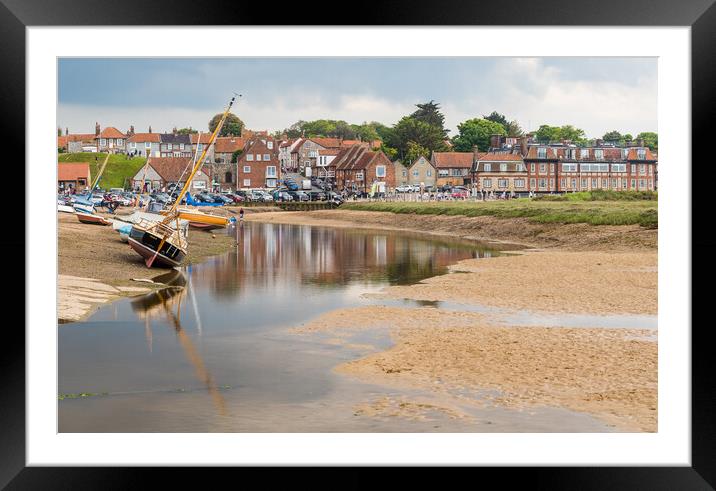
236, 138, 280, 189
333, 144, 395, 194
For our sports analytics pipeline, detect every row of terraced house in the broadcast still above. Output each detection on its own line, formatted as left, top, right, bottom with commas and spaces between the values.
59, 124, 657, 194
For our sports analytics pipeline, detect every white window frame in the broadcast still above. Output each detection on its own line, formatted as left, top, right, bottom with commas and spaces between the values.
247, 154, 254, 161
483, 178, 492, 188
266, 166, 277, 178
376, 165, 386, 178
484, 163, 491, 172
243, 166, 251, 173
514, 179, 525, 188
263, 154, 270, 161
500, 163, 507, 172
243, 179, 251, 187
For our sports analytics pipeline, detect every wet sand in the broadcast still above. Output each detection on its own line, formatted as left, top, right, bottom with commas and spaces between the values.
57, 211, 235, 322
296, 306, 657, 432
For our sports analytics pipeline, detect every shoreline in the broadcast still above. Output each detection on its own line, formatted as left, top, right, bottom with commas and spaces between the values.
57, 211, 236, 322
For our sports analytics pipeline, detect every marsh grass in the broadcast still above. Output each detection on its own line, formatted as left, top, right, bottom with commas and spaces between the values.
59, 152, 148, 189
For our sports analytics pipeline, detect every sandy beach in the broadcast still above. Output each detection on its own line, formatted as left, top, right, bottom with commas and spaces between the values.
248, 209, 658, 431
57, 211, 235, 322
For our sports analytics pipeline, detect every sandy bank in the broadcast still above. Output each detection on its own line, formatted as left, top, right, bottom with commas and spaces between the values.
246, 209, 657, 251
297, 305, 657, 432
57, 211, 235, 322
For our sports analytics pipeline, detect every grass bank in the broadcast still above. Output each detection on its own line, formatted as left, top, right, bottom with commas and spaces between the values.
342, 198, 657, 228
59, 152, 147, 189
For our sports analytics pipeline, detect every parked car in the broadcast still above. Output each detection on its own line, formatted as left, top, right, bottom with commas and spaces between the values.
308, 191, 326, 201
272, 190, 293, 202
451, 187, 469, 199
287, 190, 310, 202
395, 184, 412, 193
235, 190, 254, 202
327, 191, 344, 205
251, 190, 273, 202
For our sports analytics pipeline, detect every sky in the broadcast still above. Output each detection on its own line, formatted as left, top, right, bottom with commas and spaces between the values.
57, 57, 657, 138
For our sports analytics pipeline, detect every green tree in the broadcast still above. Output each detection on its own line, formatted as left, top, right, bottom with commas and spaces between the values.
623, 133, 633, 142
452, 118, 506, 152
505, 120, 524, 137
404, 141, 430, 165
483, 111, 509, 129
57, 127, 62, 137
559, 125, 587, 144
636, 132, 658, 151
231, 149, 243, 163
176, 127, 198, 135
392, 116, 449, 157
602, 130, 623, 142
379, 145, 398, 161
410, 100, 449, 138
534, 125, 562, 143
208, 113, 245, 137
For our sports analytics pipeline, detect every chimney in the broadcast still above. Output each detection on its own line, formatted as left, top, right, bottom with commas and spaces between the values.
489, 134, 501, 149
519, 136, 528, 157
65, 127, 69, 136
95, 122, 100, 136
596, 138, 603, 147
148, 125, 152, 133
172, 127, 177, 135
472, 145, 479, 164
637, 138, 645, 147
129, 125, 135, 136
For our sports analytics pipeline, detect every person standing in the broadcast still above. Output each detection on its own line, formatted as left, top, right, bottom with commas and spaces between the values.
239, 207, 244, 221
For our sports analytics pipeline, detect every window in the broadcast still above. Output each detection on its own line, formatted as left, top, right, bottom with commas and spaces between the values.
591, 178, 597, 188
356, 171, 364, 180
413, 170, 419, 177
648, 165, 653, 175
225, 172, 232, 183
571, 178, 577, 189
243, 166, 251, 173
376, 165, 386, 178
267, 141, 274, 149
243, 179, 251, 187
498, 179, 508, 188
438, 169, 449, 177
117, 139, 123, 145
611, 179, 617, 188
266, 166, 277, 177
426, 169, 432, 177
549, 163, 555, 173
539, 163, 547, 173
622, 179, 627, 188
631, 164, 636, 174
514, 179, 525, 188
537, 147, 547, 158
580, 148, 589, 158
305, 161, 310, 166
637, 149, 646, 160
516, 163, 524, 171
581, 178, 588, 189
639, 164, 646, 175
560, 178, 566, 188
530, 163, 535, 173
100, 138, 106, 146
529, 178, 536, 188
538, 179, 547, 188
484, 163, 492, 172
631, 179, 636, 189
602, 179, 608, 188
247, 154, 254, 161
611, 164, 626, 172
639, 179, 646, 188
562, 163, 578, 172
167, 143, 172, 151
309, 150, 318, 158
145, 142, 151, 149
595, 149, 604, 160
402, 169, 407, 177
451, 169, 463, 177
500, 163, 507, 172
483, 178, 492, 188
264, 154, 270, 161
549, 178, 555, 188
180, 144, 184, 150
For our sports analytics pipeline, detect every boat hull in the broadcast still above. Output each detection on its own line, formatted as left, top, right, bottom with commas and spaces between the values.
73, 202, 95, 214
128, 226, 186, 268
58, 204, 75, 214
163, 208, 229, 227
76, 212, 112, 226
188, 222, 223, 231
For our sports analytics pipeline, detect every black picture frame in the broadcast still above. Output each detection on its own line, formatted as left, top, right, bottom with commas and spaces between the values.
5, 0, 712, 487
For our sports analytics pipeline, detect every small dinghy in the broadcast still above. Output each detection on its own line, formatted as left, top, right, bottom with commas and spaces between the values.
76, 211, 112, 226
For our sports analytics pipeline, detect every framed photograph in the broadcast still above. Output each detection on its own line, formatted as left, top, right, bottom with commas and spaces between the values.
6, 0, 713, 485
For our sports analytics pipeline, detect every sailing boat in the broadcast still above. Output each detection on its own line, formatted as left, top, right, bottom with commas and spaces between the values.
74, 153, 113, 225
128, 94, 238, 267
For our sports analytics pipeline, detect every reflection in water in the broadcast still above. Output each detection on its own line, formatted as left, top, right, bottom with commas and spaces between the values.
130, 275, 226, 416
59, 222, 511, 432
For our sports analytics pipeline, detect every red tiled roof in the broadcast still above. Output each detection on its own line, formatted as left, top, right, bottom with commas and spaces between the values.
333, 144, 388, 171
146, 157, 201, 182
432, 152, 474, 168
340, 139, 361, 147
309, 137, 342, 149
64, 133, 96, 143
626, 148, 657, 161
98, 127, 126, 139
214, 137, 246, 153
524, 146, 559, 159
58, 136, 68, 148
58, 162, 90, 181
190, 133, 213, 144
237, 139, 278, 164
127, 133, 161, 143
319, 148, 343, 156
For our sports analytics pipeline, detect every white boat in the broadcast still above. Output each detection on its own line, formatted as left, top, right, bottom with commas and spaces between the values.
57, 204, 75, 214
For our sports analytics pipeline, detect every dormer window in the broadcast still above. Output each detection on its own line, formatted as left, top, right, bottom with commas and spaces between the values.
246, 154, 254, 161
537, 147, 547, 158
637, 149, 646, 160
580, 148, 589, 158
594, 149, 604, 160
500, 163, 507, 172
267, 141, 274, 149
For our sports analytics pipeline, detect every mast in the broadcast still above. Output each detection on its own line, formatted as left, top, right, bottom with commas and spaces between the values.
164, 95, 238, 220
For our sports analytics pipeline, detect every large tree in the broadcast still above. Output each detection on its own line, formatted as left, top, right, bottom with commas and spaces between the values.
602, 130, 623, 142
452, 118, 506, 152
410, 100, 449, 138
208, 112, 244, 137
534, 124, 586, 144
505, 120, 524, 137
391, 116, 449, 157
483, 111, 509, 129
636, 131, 658, 151
404, 141, 430, 165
